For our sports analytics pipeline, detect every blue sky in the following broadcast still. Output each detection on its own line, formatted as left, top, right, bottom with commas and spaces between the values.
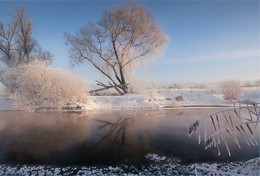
0, 0, 259, 85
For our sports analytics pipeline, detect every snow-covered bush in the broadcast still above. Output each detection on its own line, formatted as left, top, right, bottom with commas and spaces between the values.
128, 79, 147, 94
2, 60, 89, 109
222, 79, 241, 101
173, 83, 181, 89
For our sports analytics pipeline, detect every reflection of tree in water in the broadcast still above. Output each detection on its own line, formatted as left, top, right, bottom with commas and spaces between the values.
0, 112, 92, 163
0, 110, 165, 165
92, 118, 130, 161
0, 109, 194, 165
89, 111, 163, 163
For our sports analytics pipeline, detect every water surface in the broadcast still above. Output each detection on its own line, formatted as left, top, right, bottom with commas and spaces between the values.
0, 108, 258, 166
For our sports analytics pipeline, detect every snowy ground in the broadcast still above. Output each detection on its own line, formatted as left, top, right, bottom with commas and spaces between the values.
1, 87, 259, 110
83, 87, 260, 110
0, 155, 259, 176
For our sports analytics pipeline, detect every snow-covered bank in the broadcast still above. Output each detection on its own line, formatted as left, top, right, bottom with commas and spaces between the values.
83, 87, 260, 110
0, 156, 259, 176
1, 87, 259, 111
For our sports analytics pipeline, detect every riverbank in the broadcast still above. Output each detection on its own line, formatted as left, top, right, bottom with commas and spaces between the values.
0, 156, 259, 176
1, 87, 259, 111
83, 87, 260, 110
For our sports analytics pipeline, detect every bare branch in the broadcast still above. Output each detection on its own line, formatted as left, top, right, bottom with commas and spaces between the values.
0, 7, 53, 70
65, 3, 169, 94
188, 103, 260, 157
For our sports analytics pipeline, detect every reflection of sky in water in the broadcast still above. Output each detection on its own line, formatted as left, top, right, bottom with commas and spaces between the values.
0, 109, 258, 166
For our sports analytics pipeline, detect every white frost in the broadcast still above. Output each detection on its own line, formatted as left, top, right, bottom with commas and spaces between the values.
0, 87, 259, 111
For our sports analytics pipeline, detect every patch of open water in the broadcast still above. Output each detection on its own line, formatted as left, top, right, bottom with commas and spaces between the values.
0, 108, 259, 175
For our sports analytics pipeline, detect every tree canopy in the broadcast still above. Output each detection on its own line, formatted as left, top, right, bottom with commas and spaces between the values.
65, 3, 169, 94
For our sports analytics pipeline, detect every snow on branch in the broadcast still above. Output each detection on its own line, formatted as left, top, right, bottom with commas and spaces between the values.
188, 102, 260, 156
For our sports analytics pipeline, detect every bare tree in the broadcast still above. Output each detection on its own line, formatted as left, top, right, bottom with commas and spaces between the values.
32, 46, 53, 65
0, 18, 18, 68
12, 7, 35, 64
0, 7, 53, 84
65, 3, 169, 94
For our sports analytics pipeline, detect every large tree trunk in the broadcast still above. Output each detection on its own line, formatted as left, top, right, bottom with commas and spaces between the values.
118, 63, 128, 94
111, 39, 128, 94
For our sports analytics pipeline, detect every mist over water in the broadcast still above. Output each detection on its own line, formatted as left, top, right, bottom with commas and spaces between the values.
0, 109, 258, 166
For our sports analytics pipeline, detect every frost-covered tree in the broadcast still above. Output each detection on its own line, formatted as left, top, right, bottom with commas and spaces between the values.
65, 3, 169, 94
2, 60, 89, 110
0, 8, 53, 85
